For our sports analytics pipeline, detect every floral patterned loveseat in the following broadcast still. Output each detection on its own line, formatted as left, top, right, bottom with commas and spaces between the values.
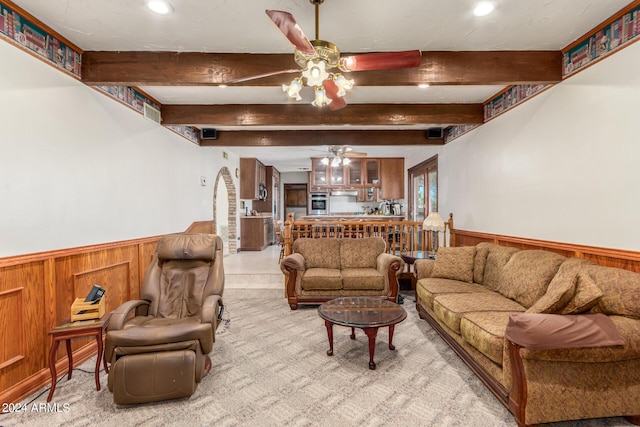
415, 242, 640, 426
280, 237, 404, 310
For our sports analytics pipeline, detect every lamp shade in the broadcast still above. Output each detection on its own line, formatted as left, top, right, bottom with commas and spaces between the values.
423, 212, 445, 232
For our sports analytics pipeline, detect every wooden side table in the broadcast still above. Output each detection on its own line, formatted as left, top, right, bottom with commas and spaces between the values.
400, 251, 436, 298
47, 313, 112, 402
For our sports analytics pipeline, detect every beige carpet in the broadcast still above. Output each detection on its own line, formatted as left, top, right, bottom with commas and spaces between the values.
1, 290, 634, 427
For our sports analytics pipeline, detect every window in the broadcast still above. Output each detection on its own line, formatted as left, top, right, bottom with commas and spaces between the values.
408, 155, 438, 222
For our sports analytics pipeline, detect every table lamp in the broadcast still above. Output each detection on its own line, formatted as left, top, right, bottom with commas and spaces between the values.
423, 212, 445, 253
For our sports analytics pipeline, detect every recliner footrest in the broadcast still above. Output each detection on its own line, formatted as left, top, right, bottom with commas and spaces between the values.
112, 350, 197, 405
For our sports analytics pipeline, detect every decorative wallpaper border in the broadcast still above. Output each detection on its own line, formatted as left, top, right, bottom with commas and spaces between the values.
563, 2, 640, 77
0, 2, 82, 77
444, 125, 479, 143
483, 84, 551, 122
166, 125, 200, 144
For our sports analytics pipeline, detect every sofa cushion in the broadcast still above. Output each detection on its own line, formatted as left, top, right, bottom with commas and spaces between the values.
461, 312, 516, 365
301, 268, 342, 290
431, 246, 477, 283
590, 266, 640, 319
341, 238, 385, 268
473, 242, 493, 285
294, 238, 341, 269
482, 245, 519, 291
560, 271, 603, 314
433, 293, 526, 334
505, 313, 624, 351
497, 250, 566, 308
416, 278, 493, 310
341, 268, 385, 291
526, 260, 585, 314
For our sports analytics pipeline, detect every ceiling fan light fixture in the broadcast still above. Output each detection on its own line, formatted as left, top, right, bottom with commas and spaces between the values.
342, 157, 351, 165
303, 60, 329, 87
312, 86, 331, 107
333, 74, 354, 97
321, 157, 330, 165
282, 78, 303, 100
331, 157, 341, 167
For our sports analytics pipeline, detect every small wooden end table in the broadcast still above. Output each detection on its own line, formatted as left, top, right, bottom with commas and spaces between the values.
318, 297, 407, 370
47, 313, 111, 402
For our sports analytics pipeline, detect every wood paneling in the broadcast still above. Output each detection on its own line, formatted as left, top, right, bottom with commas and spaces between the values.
200, 130, 443, 147
452, 229, 640, 272
162, 104, 484, 127
81, 51, 562, 86
0, 220, 214, 404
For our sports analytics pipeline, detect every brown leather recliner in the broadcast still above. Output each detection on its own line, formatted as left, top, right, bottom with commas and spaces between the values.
105, 233, 224, 405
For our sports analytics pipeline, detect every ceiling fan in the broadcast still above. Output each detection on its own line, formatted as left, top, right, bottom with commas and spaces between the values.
230, 0, 422, 111
318, 145, 367, 167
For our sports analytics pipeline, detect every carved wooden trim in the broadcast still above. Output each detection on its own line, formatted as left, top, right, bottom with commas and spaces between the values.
451, 229, 640, 272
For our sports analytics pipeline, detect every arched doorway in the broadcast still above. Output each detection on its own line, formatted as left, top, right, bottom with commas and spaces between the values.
213, 167, 237, 255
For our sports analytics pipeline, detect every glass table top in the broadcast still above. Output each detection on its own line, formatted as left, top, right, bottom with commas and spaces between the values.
318, 297, 407, 327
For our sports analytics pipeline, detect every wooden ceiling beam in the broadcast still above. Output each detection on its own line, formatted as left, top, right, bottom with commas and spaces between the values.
199, 130, 444, 147
81, 51, 562, 86
161, 103, 484, 127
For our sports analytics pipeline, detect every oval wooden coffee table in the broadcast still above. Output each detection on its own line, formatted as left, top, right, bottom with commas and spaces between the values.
318, 297, 407, 370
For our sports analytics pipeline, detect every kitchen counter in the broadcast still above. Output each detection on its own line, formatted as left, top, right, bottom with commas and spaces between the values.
241, 213, 273, 219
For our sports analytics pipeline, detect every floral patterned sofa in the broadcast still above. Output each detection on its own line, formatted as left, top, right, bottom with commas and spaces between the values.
280, 237, 404, 310
414, 242, 640, 426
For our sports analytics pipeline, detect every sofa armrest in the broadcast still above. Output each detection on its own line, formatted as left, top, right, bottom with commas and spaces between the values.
280, 253, 305, 275
415, 259, 436, 279
108, 300, 150, 331
376, 253, 404, 276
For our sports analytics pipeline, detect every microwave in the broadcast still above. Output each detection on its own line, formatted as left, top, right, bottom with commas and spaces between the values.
309, 193, 329, 215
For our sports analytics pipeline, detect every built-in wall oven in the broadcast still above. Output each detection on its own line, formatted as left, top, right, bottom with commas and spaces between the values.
309, 192, 329, 215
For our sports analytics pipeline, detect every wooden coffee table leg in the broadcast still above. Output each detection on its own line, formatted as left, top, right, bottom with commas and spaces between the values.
324, 320, 334, 356
350, 327, 356, 340
389, 325, 396, 350
363, 327, 379, 370
66, 340, 73, 380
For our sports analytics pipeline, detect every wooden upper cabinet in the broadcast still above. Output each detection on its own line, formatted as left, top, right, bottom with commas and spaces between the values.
379, 158, 404, 200
311, 158, 329, 186
240, 157, 266, 200
365, 160, 380, 186
347, 159, 363, 186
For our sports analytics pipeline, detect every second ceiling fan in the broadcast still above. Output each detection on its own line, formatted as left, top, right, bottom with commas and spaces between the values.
232, 0, 422, 111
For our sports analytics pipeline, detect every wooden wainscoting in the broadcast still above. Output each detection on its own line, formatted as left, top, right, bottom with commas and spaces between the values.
452, 229, 640, 272
0, 221, 214, 404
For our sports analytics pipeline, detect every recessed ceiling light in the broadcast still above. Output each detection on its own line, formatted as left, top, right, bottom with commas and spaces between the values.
147, 0, 173, 15
418, 83, 430, 89
473, 1, 495, 17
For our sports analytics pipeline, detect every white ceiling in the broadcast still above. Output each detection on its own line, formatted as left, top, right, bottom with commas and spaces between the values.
11, 0, 632, 171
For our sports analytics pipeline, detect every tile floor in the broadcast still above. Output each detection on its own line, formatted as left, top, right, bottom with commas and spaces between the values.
224, 244, 285, 289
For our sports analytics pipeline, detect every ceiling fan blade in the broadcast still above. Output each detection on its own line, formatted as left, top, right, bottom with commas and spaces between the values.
339, 50, 422, 72
226, 68, 300, 84
323, 79, 347, 111
266, 10, 315, 55
345, 151, 367, 157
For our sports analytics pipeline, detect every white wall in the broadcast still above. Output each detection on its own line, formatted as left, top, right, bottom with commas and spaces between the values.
439, 41, 640, 251
0, 41, 238, 257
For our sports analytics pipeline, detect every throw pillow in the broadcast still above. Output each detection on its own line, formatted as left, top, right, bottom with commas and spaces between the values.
560, 271, 604, 314
431, 246, 476, 283
526, 272, 577, 314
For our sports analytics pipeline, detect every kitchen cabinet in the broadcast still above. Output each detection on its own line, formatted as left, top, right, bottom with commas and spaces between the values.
285, 188, 307, 207
239, 158, 266, 200
379, 158, 405, 200
310, 157, 401, 200
240, 216, 272, 251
